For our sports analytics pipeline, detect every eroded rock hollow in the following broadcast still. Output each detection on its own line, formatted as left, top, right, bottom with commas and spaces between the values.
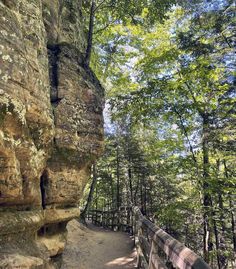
0, 0, 104, 268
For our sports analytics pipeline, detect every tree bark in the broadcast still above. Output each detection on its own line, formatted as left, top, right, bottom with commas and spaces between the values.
230, 197, 236, 255
215, 160, 227, 268
128, 165, 134, 204
116, 143, 121, 208
110, 172, 114, 208
224, 160, 236, 256
202, 113, 213, 263
85, 1, 96, 66
211, 198, 222, 269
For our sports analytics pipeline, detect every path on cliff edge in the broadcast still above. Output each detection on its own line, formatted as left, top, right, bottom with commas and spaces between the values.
61, 219, 136, 269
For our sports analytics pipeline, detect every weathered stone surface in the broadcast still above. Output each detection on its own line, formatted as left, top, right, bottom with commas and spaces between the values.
0, 254, 45, 269
0, 0, 54, 208
42, 0, 86, 51
38, 233, 67, 257
0, 211, 44, 235
0, 0, 104, 268
43, 165, 90, 207
44, 208, 80, 224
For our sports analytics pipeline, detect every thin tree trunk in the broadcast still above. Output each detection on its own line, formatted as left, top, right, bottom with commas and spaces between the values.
140, 175, 143, 214
229, 197, 236, 260
85, 1, 96, 66
230, 197, 236, 255
80, 163, 97, 224
202, 113, 213, 263
217, 160, 226, 234
128, 165, 133, 204
211, 198, 222, 269
95, 183, 98, 224
110, 173, 114, 208
216, 159, 227, 268
143, 175, 147, 215
224, 160, 236, 259
148, 181, 153, 217
116, 143, 120, 209
134, 175, 140, 205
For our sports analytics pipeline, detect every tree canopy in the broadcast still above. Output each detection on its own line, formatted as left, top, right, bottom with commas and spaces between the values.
81, 1, 236, 268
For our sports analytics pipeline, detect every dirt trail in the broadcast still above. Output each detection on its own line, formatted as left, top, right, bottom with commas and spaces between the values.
61, 220, 136, 269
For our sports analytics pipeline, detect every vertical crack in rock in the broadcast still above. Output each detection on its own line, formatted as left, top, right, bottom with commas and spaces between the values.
40, 170, 48, 210
47, 44, 62, 107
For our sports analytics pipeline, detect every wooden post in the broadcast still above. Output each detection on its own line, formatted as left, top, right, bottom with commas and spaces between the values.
148, 241, 167, 269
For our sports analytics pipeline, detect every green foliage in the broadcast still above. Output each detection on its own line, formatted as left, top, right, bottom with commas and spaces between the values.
85, 0, 236, 268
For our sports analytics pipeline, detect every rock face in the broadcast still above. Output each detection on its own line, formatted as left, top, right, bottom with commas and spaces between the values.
0, 0, 104, 268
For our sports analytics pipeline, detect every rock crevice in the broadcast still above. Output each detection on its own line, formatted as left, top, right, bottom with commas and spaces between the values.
47, 44, 60, 106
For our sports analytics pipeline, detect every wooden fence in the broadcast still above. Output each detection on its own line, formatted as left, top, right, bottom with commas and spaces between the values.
87, 206, 211, 269
87, 206, 133, 232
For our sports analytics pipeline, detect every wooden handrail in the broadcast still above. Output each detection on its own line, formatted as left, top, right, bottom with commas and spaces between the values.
86, 206, 211, 269
133, 206, 211, 269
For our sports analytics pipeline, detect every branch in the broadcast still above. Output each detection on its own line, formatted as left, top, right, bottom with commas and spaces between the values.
177, 69, 205, 117
173, 106, 199, 166
94, 18, 119, 34
94, 0, 107, 12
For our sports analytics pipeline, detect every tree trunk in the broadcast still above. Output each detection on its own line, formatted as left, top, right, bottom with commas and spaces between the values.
143, 175, 147, 215
217, 160, 226, 234
140, 175, 144, 214
110, 173, 114, 208
85, 1, 96, 66
148, 181, 153, 217
216, 159, 227, 268
134, 175, 140, 205
211, 198, 222, 269
116, 144, 121, 208
229, 197, 236, 257
128, 165, 134, 204
80, 163, 97, 224
202, 113, 213, 263
223, 160, 236, 255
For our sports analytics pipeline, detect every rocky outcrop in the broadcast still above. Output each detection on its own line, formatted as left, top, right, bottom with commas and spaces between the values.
0, 0, 104, 268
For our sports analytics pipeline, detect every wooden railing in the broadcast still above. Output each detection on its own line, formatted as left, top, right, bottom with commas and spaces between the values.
87, 206, 211, 269
133, 206, 211, 269
87, 206, 133, 232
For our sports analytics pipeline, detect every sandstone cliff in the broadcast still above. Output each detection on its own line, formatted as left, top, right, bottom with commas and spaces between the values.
0, 0, 104, 268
